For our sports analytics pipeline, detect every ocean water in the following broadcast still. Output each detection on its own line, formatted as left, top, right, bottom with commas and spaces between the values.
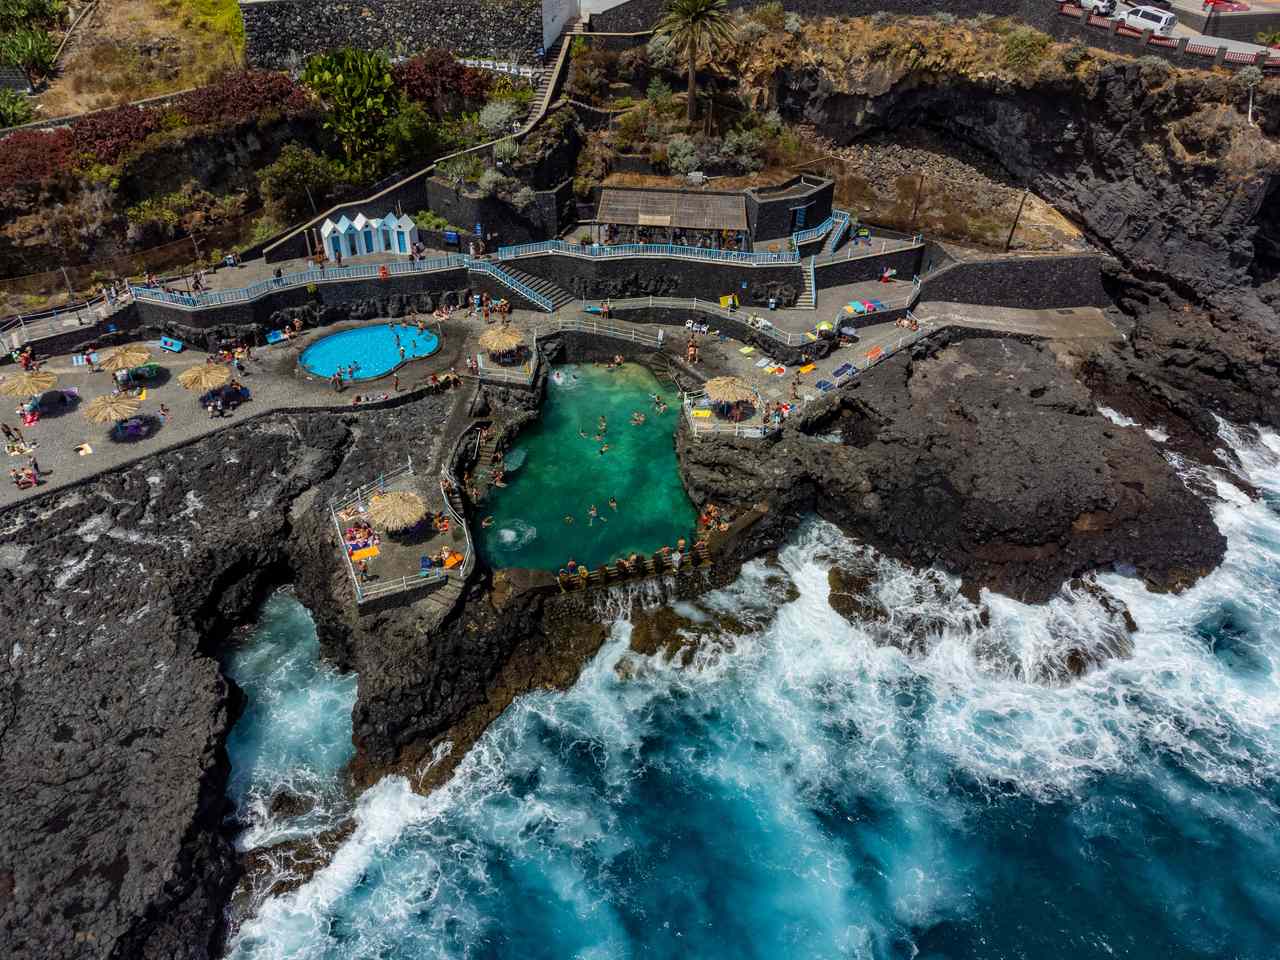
228, 422, 1280, 960
224, 594, 358, 851
478, 363, 698, 571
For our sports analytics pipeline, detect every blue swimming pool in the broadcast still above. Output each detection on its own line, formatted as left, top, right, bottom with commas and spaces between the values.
299, 323, 440, 381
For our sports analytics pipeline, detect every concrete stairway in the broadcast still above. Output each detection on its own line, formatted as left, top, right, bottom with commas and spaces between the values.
498, 264, 577, 310
824, 211, 851, 255
795, 257, 816, 309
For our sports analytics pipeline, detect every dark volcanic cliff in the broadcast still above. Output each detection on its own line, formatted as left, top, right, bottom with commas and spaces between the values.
680, 334, 1226, 603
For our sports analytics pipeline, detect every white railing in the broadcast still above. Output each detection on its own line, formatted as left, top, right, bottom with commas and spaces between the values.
815, 233, 923, 266
458, 58, 542, 79
825, 210, 851, 253
330, 457, 416, 512
534, 314, 663, 347
475, 350, 539, 384
791, 214, 835, 247
497, 239, 800, 265
131, 255, 468, 310
466, 259, 554, 311
803, 256, 816, 309
576, 295, 810, 347
440, 474, 475, 580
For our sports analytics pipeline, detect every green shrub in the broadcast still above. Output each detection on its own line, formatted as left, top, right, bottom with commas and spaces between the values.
476, 167, 503, 196
1061, 41, 1089, 70
494, 137, 518, 162
413, 209, 450, 230
0, 87, 33, 128
258, 144, 339, 222
667, 134, 698, 175
302, 48, 394, 178
1001, 28, 1050, 73
479, 99, 520, 135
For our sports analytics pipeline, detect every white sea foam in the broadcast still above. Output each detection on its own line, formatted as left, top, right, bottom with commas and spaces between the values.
229, 420, 1280, 959
1097, 405, 1139, 428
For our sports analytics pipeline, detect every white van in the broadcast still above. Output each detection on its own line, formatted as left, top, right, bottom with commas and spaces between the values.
1119, 5, 1178, 36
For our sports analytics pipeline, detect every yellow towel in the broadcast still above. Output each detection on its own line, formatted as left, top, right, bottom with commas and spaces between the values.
799, 363, 816, 374
350, 545, 380, 561
738, 346, 755, 355
138, 389, 147, 401
692, 409, 712, 418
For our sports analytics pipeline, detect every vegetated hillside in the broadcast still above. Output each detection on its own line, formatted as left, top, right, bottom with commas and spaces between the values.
729, 13, 1280, 429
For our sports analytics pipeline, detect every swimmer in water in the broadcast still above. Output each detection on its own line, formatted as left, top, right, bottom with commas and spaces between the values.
564, 515, 574, 525
599, 444, 609, 455
588, 504, 598, 526
608, 497, 617, 511
481, 516, 494, 528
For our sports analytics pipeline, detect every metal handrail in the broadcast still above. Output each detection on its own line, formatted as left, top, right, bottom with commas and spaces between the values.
791, 214, 835, 247
535, 314, 663, 347
497, 239, 800, 265
475, 349, 540, 384
466, 259, 554, 311
330, 457, 416, 510
130, 255, 468, 310
440, 474, 474, 580
825, 210, 851, 254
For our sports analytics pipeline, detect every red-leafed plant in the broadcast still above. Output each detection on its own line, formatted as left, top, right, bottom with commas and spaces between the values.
174, 70, 315, 127
0, 126, 75, 194
392, 50, 492, 117
70, 105, 164, 166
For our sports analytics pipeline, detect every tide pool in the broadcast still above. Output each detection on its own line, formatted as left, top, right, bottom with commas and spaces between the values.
478, 363, 698, 571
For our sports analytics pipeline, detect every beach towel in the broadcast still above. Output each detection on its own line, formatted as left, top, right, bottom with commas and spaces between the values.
770, 366, 787, 376
738, 346, 755, 355
265, 329, 287, 345
350, 545, 380, 562
833, 363, 854, 379
870, 300, 885, 310
692, 409, 712, 418
160, 336, 184, 353
584, 305, 603, 314
817, 379, 835, 393
799, 363, 816, 374
138, 389, 146, 401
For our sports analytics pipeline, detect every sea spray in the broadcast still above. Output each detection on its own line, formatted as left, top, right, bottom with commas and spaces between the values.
229, 423, 1280, 960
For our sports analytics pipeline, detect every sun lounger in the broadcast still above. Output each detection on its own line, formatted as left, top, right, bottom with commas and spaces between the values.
738, 346, 755, 355
799, 363, 816, 374
692, 409, 712, 418
265, 329, 287, 345
816, 379, 835, 393
832, 363, 854, 379
160, 336, 184, 353
350, 545, 379, 562
755, 358, 771, 368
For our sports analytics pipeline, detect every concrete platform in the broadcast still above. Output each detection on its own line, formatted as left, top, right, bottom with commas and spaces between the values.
913, 302, 1121, 340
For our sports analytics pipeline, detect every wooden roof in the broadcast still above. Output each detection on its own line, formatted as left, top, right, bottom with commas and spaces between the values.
596, 188, 748, 231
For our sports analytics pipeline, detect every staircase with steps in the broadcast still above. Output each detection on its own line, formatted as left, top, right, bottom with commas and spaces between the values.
795, 256, 816, 309
494, 263, 577, 311
568, 542, 714, 592
824, 211, 851, 255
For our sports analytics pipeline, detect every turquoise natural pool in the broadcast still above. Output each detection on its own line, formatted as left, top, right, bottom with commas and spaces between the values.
299, 322, 439, 381
478, 363, 698, 571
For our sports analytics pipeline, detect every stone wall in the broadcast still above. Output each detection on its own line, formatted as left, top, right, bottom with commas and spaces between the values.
132, 268, 473, 335
814, 245, 924, 288
746, 178, 834, 242
509, 253, 804, 306
917, 254, 1111, 310
589, 0, 1052, 33
240, 0, 544, 69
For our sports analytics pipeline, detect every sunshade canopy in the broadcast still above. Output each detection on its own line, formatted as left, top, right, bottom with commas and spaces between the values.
0, 370, 56, 396
597, 188, 748, 232
478, 326, 524, 353
703, 376, 756, 404
100, 345, 153, 371
83, 393, 141, 424
368, 490, 427, 531
178, 364, 230, 390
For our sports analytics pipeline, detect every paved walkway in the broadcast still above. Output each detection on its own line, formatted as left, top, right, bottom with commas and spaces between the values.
912, 302, 1120, 340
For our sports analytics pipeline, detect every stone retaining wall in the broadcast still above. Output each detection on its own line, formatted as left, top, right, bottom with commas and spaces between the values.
509, 253, 804, 307
240, 0, 545, 70
917, 253, 1111, 310
814, 245, 924, 288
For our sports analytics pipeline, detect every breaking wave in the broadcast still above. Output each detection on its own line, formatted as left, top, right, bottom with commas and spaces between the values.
228, 423, 1280, 960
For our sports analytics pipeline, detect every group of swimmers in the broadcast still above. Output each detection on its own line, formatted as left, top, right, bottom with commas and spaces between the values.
563, 496, 618, 527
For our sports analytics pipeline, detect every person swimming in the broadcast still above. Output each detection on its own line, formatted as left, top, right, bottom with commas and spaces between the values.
608, 497, 617, 511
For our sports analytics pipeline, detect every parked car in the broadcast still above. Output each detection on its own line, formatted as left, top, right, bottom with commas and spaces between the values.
1118, 5, 1178, 35
1080, 0, 1116, 15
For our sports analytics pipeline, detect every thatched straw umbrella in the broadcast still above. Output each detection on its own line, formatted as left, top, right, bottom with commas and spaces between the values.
83, 393, 141, 424
0, 370, 57, 397
367, 490, 427, 532
703, 376, 755, 404
178, 364, 230, 391
477, 325, 524, 356
100, 344, 153, 372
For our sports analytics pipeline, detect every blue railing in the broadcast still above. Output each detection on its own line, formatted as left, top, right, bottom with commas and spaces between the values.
805, 256, 816, 302
497, 239, 800, 265
790, 214, 835, 248
467, 259, 554, 311
130, 255, 471, 310
825, 211, 851, 254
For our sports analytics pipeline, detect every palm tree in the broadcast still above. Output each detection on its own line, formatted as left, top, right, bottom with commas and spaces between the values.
655, 0, 736, 123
